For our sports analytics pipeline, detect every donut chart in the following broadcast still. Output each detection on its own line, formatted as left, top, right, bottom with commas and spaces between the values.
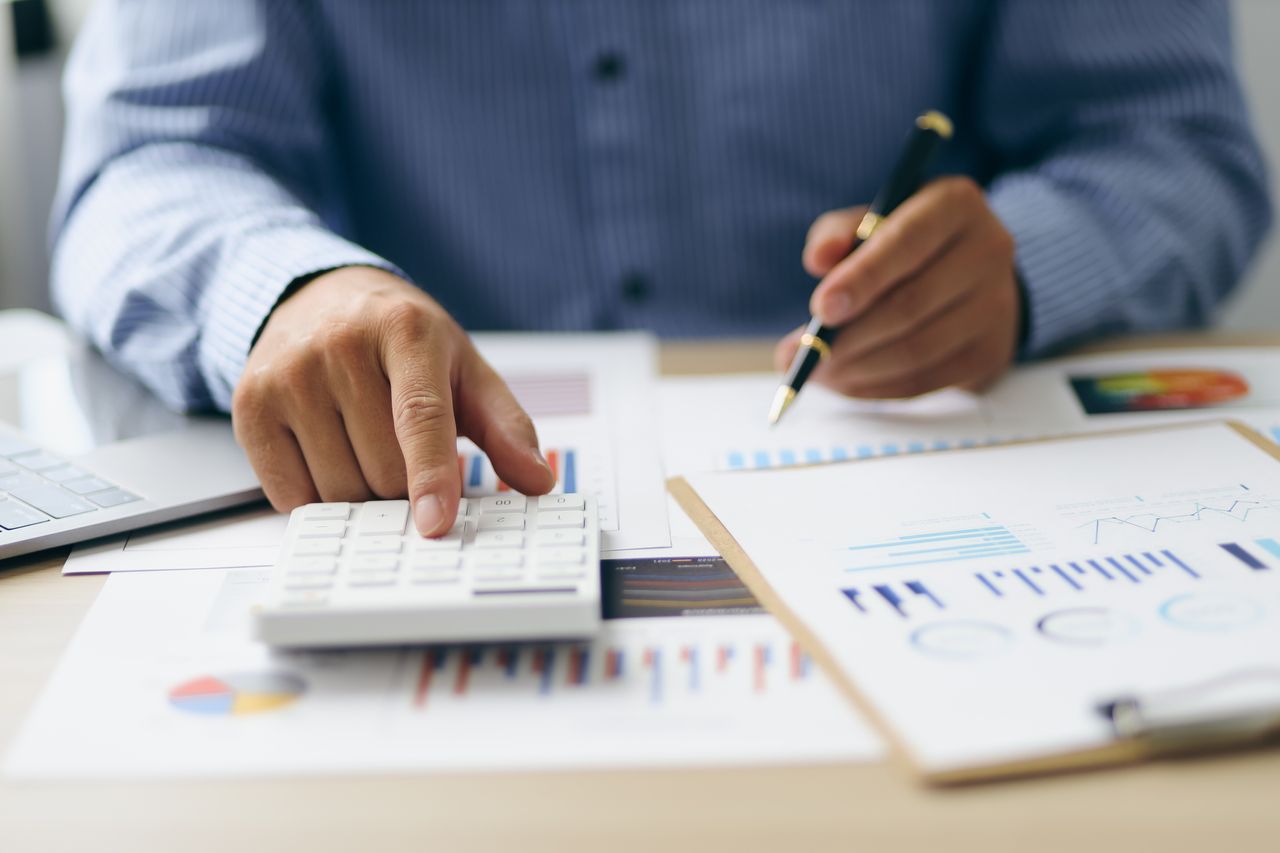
168, 672, 306, 715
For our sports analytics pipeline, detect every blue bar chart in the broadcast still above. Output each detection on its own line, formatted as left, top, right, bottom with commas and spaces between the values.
1217, 538, 1280, 571
846, 524, 1030, 571
722, 437, 1016, 471
974, 549, 1200, 599
841, 580, 945, 619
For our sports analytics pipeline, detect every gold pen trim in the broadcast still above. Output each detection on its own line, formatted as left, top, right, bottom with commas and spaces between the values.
855, 212, 883, 242
800, 333, 832, 360
916, 110, 954, 139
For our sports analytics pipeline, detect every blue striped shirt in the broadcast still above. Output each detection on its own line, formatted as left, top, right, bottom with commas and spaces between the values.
51, 1, 1271, 412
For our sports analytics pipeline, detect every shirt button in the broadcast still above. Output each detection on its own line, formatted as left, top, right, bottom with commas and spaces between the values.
592, 52, 626, 83
621, 273, 650, 303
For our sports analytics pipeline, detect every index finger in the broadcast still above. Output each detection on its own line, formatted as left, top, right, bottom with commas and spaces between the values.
809, 177, 978, 326
380, 312, 462, 537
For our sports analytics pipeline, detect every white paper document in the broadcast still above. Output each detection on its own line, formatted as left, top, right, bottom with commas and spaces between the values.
680, 422, 1280, 779
6, 564, 882, 779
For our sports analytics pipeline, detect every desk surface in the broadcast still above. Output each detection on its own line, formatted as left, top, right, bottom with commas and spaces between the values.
3, 315, 1280, 853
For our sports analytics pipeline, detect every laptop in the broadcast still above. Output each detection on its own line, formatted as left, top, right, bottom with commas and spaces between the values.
0, 338, 263, 561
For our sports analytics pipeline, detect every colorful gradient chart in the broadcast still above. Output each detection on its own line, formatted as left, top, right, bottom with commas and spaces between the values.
1070, 369, 1249, 415
168, 672, 306, 716
601, 556, 762, 618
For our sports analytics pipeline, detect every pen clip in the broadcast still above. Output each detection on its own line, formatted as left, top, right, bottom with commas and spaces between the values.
1098, 669, 1280, 757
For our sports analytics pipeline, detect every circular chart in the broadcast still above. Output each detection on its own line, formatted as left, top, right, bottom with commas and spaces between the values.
909, 621, 1011, 660
168, 672, 306, 716
1158, 593, 1263, 632
1036, 608, 1139, 647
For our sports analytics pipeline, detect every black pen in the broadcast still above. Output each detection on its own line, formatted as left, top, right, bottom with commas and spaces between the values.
768, 111, 954, 426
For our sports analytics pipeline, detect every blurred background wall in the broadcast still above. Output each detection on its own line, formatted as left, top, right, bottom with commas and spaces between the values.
0, 0, 1277, 328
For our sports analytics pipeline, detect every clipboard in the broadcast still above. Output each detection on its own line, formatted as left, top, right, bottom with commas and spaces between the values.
669, 420, 1280, 785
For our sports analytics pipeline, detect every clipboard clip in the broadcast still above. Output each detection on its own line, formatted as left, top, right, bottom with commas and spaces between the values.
1098, 669, 1280, 758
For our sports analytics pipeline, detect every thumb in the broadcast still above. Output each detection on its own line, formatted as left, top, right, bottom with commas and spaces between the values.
803, 206, 868, 278
453, 347, 556, 496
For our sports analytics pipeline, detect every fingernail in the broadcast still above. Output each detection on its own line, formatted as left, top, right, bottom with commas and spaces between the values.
415, 494, 445, 535
821, 293, 854, 324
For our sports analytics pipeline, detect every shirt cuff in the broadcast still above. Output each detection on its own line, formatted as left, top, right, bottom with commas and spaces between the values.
987, 173, 1127, 359
200, 223, 405, 410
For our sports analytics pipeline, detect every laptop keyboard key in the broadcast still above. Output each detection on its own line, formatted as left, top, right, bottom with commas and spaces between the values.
87, 488, 140, 508
11, 451, 67, 472
64, 476, 114, 495
8, 482, 96, 518
0, 497, 50, 530
0, 435, 36, 457
42, 465, 87, 484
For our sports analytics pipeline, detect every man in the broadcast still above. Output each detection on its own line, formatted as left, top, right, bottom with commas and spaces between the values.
51, 2, 1271, 536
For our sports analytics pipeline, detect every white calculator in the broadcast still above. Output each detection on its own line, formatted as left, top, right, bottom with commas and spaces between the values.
255, 494, 601, 648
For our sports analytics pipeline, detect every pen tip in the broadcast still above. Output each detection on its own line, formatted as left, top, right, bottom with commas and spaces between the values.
768, 387, 796, 427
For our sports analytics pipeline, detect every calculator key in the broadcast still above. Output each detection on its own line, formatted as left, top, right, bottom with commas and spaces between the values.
536, 548, 585, 567
303, 503, 351, 521
285, 557, 338, 576
63, 476, 113, 495
296, 520, 346, 538
415, 532, 463, 551
479, 495, 526, 513
350, 554, 399, 573
473, 573, 525, 586
348, 572, 398, 587
538, 494, 585, 510
536, 510, 586, 529
412, 552, 462, 570
472, 549, 524, 568
411, 572, 461, 585
354, 536, 402, 554
39, 464, 83, 483
0, 497, 49, 530
88, 488, 141, 508
11, 451, 67, 472
0, 472, 23, 491
534, 529, 584, 547
293, 538, 341, 556
475, 531, 523, 549
478, 513, 524, 531
536, 566, 587, 581
8, 482, 95, 518
356, 500, 409, 535
0, 435, 36, 457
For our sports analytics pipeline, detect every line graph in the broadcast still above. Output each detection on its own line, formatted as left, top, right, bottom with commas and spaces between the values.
1078, 495, 1280, 545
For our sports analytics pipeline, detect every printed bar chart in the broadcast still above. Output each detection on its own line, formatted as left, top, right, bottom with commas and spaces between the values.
721, 437, 1015, 471
974, 549, 1200, 600
1218, 538, 1279, 571
459, 447, 578, 497
846, 524, 1030, 571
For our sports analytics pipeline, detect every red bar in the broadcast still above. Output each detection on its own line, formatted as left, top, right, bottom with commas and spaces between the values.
680, 646, 691, 663
567, 648, 583, 685
605, 649, 618, 678
453, 653, 472, 696
643, 648, 654, 668
413, 655, 434, 708
753, 645, 766, 693
545, 449, 559, 488
532, 648, 546, 673
497, 479, 510, 492
717, 646, 729, 673
791, 641, 803, 680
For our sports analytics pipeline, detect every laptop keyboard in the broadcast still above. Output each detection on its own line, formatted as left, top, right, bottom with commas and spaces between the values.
0, 435, 140, 532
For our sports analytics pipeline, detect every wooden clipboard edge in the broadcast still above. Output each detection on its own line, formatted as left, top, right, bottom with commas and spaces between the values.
668, 418, 1280, 787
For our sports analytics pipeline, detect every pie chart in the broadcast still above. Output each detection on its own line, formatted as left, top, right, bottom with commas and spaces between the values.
168, 672, 306, 715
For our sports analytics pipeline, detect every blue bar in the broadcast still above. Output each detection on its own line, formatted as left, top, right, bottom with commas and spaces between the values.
831, 446, 849, 461
577, 649, 591, 685
899, 526, 1007, 540
905, 580, 943, 608
1013, 568, 1044, 595
841, 588, 867, 612
753, 450, 771, 468
1126, 555, 1152, 575
976, 573, 1002, 597
1271, 426, 1280, 444
727, 451, 745, 469
468, 454, 483, 488
932, 440, 951, 451
1087, 559, 1114, 580
959, 439, 977, 448
779, 449, 797, 466
1162, 552, 1200, 579
1255, 538, 1280, 564
856, 445, 874, 458
848, 529, 1011, 551
503, 648, 519, 678
804, 448, 823, 463
1050, 564, 1083, 591
1069, 561, 1086, 575
540, 649, 556, 695
564, 450, 577, 493
881, 444, 900, 455
614, 650, 625, 678
907, 441, 926, 453
847, 547, 1030, 571
1107, 557, 1140, 583
1220, 542, 1266, 570
873, 584, 907, 617
1143, 551, 1163, 568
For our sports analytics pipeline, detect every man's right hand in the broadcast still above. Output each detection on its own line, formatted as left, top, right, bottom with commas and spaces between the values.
232, 267, 555, 536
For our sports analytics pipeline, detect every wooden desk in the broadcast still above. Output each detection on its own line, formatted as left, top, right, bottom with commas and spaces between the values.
3, 319, 1279, 853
